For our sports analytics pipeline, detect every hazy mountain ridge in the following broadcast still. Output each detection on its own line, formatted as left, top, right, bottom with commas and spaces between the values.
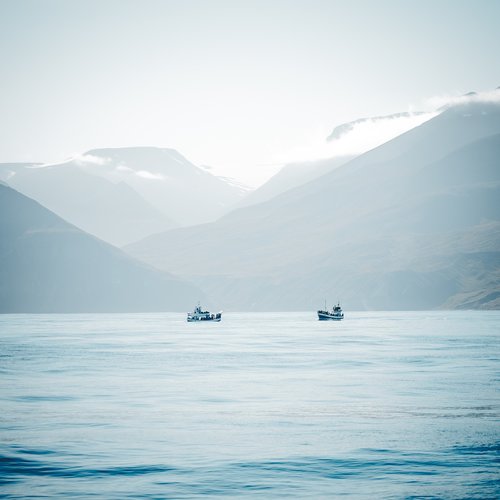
237, 155, 355, 208
245, 106, 441, 209
76, 147, 248, 226
0, 183, 203, 312
0, 161, 177, 246
0, 146, 249, 246
126, 101, 500, 311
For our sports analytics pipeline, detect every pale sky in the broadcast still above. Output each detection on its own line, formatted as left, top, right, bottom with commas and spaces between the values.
1, 0, 499, 185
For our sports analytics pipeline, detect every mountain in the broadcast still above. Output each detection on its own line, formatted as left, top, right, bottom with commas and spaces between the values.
0, 146, 249, 246
238, 155, 355, 208
71, 147, 248, 226
0, 184, 203, 313
0, 162, 176, 246
126, 99, 500, 311
242, 107, 439, 209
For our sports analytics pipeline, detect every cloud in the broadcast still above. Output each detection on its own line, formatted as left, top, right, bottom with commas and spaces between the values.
272, 110, 437, 166
115, 165, 134, 173
327, 112, 428, 142
272, 87, 500, 169
325, 111, 438, 155
423, 87, 500, 110
136, 170, 165, 180
72, 156, 164, 180
73, 153, 111, 166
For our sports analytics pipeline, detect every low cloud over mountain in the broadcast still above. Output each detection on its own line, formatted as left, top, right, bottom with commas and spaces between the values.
73, 147, 248, 226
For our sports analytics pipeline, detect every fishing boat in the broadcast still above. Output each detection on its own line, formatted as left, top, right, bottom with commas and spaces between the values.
317, 301, 344, 321
187, 303, 222, 322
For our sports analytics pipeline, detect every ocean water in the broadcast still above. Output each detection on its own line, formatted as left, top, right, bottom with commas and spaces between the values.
0, 311, 498, 499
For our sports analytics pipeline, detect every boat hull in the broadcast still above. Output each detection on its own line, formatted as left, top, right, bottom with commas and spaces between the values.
187, 317, 222, 322
317, 311, 344, 321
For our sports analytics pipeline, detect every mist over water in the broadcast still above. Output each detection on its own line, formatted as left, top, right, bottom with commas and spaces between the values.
1, 312, 499, 498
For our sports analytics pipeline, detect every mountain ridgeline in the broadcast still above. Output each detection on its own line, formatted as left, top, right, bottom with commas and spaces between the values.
237, 155, 355, 208
76, 147, 248, 227
126, 100, 500, 311
0, 147, 246, 246
0, 161, 176, 247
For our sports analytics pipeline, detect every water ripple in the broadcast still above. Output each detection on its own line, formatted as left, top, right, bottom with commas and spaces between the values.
1, 442, 498, 497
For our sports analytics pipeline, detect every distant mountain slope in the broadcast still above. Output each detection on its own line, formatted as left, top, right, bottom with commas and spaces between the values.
0, 146, 249, 246
0, 184, 203, 312
126, 100, 500, 311
238, 155, 354, 208
243, 106, 438, 209
74, 147, 248, 226
0, 162, 176, 246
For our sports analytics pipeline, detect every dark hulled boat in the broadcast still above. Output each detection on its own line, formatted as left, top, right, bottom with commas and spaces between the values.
317, 302, 344, 320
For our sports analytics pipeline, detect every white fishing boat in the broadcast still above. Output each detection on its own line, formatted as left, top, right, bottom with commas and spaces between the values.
187, 303, 222, 322
317, 301, 344, 321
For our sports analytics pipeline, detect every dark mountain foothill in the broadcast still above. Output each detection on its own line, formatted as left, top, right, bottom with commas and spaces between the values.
0, 184, 203, 313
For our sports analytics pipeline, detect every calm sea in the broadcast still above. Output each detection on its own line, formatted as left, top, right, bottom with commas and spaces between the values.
0, 311, 499, 498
